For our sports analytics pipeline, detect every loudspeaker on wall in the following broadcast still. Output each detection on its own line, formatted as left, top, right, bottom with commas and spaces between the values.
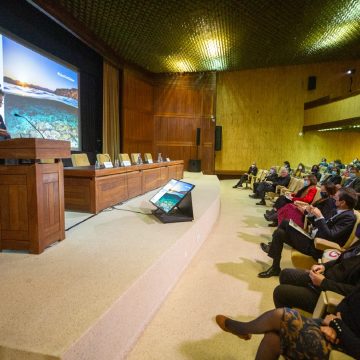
188, 159, 201, 172
307, 76, 317, 90
196, 128, 201, 146
215, 126, 222, 151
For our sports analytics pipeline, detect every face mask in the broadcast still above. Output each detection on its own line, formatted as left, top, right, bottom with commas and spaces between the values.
298, 166, 302, 170
332, 171, 337, 176
303, 180, 309, 186
251, 164, 255, 167
269, 169, 275, 174
349, 172, 357, 179
320, 192, 328, 199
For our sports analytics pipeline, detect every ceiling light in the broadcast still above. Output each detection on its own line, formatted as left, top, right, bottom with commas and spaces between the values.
205, 39, 221, 58
346, 68, 356, 75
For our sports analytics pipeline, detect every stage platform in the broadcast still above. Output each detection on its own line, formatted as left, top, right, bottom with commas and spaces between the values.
0, 172, 220, 360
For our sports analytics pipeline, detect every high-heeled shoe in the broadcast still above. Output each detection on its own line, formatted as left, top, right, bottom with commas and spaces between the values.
215, 315, 252, 340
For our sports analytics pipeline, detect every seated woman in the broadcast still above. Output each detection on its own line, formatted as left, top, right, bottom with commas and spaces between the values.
215, 285, 360, 360
264, 174, 318, 226
293, 162, 305, 178
267, 182, 337, 228
311, 164, 321, 181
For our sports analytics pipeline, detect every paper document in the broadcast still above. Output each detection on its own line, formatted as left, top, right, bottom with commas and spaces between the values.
289, 219, 314, 239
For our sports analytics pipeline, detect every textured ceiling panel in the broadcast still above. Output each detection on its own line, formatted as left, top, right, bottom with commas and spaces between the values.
49, 0, 360, 73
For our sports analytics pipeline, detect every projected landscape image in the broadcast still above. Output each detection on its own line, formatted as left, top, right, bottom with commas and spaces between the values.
1, 35, 80, 149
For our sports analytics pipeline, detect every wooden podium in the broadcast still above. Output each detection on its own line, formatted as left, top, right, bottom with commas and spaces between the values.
0, 139, 71, 254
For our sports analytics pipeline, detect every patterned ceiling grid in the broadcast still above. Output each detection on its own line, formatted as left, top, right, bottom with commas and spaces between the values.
50, 0, 360, 73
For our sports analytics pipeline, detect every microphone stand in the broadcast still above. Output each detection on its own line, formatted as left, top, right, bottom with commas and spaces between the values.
14, 113, 45, 139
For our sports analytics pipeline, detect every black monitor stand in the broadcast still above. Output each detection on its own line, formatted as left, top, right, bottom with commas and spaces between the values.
152, 192, 194, 223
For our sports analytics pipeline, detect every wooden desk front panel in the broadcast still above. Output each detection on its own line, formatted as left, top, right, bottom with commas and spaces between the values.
64, 177, 94, 212
95, 173, 127, 212
126, 170, 142, 198
160, 166, 169, 186
175, 164, 184, 179
142, 168, 161, 193
168, 165, 178, 180
64, 161, 184, 214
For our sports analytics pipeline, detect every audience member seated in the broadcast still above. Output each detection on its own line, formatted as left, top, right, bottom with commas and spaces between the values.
283, 160, 292, 175
264, 174, 318, 227
334, 158, 345, 170
321, 167, 342, 186
319, 157, 328, 167
258, 188, 357, 278
311, 164, 321, 181
249, 168, 290, 206
353, 157, 360, 167
343, 166, 360, 192
343, 165, 360, 210
215, 286, 360, 360
284, 183, 337, 228
233, 162, 258, 188
273, 226, 360, 314
250, 166, 278, 196
293, 162, 306, 178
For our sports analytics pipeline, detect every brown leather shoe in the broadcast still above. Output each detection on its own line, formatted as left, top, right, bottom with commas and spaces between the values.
215, 315, 251, 340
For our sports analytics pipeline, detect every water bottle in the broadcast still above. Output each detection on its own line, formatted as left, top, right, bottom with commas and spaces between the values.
114, 159, 119, 167
95, 160, 100, 169
157, 153, 162, 162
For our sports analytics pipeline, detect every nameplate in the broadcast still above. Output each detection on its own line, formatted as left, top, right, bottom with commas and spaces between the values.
122, 160, 131, 167
147, 159, 153, 164
103, 161, 113, 168
166, 158, 171, 162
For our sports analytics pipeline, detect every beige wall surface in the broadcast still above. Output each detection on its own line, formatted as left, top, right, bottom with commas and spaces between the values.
304, 93, 360, 126
216, 59, 360, 171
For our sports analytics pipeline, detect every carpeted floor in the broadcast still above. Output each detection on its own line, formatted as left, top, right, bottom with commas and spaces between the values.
127, 179, 293, 360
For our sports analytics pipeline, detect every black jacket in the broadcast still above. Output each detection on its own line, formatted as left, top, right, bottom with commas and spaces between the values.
315, 209, 356, 247
321, 241, 360, 295
273, 174, 291, 188
343, 177, 360, 193
248, 166, 258, 176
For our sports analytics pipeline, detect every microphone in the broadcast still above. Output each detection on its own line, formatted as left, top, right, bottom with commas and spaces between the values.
14, 113, 45, 139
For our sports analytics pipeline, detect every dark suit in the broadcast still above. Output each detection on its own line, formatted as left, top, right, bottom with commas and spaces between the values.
268, 209, 357, 269
234, 166, 258, 187
255, 174, 290, 200
273, 241, 360, 312
343, 177, 360, 193
323, 174, 342, 185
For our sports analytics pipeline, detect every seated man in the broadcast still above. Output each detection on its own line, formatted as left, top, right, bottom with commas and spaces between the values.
258, 187, 358, 278
233, 162, 258, 188
249, 167, 290, 205
343, 165, 360, 210
273, 229, 360, 313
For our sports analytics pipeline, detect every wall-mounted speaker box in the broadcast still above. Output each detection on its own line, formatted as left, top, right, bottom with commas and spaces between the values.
215, 125, 222, 151
188, 159, 201, 172
196, 128, 201, 146
307, 76, 317, 90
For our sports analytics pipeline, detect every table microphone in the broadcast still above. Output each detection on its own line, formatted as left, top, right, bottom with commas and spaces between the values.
14, 113, 45, 139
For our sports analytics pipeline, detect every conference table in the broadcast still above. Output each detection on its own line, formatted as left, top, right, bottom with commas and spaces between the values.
64, 160, 184, 213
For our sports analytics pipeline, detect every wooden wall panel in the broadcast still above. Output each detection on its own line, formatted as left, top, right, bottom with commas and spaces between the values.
122, 69, 154, 157
153, 72, 216, 174
216, 59, 360, 171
